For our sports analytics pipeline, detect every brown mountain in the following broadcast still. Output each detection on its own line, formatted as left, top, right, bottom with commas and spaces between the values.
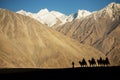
0, 9, 106, 68
54, 2, 120, 66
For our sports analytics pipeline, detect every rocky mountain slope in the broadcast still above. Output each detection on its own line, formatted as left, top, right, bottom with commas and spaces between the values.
55, 2, 120, 66
0, 9, 105, 68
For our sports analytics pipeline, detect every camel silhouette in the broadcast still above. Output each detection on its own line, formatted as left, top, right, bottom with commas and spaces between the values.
103, 57, 110, 66
88, 58, 96, 67
97, 57, 103, 66
79, 58, 87, 67
97, 57, 110, 67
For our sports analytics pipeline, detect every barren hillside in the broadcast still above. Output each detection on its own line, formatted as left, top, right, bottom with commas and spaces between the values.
0, 9, 106, 68
55, 2, 120, 66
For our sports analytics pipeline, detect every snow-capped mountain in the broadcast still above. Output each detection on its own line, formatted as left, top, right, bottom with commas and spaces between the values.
16, 2, 119, 28
36, 9, 57, 26
66, 10, 91, 22
17, 2, 119, 27
16, 9, 91, 27
17, 8, 68, 27
76, 10, 91, 19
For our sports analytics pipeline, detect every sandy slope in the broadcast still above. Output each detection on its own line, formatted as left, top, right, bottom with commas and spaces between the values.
0, 9, 105, 68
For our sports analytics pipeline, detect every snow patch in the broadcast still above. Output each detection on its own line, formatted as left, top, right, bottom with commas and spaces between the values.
76, 10, 91, 19
16, 9, 92, 27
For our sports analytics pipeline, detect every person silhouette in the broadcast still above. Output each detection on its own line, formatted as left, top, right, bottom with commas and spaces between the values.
72, 62, 74, 68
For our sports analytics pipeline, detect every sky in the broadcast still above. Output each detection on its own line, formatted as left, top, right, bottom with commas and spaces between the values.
0, 0, 120, 15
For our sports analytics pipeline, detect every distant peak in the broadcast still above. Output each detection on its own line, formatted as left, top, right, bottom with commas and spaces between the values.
108, 2, 117, 6
106, 2, 120, 9
16, 9, 25, 12
50, 10, 66, 17
42, 8, 49, 12
38, 8, 49, 14
50, 10, 61, 15
50, 10, 58, 13
16, 9, 27, 14
76, 10, 91, 19
18, 9, 26, 12
77, 10, 91, 14
78, 9, 90, 12
0, 8, 6, 11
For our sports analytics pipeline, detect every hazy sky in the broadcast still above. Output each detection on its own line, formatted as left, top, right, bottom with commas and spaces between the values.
0, 0, 120, 15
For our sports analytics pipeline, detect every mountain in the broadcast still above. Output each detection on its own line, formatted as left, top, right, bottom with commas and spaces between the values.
16, 9, 91, 27
16, 8, 68, 27
54, 2, 120, 66
75, 10, 91, 19
0, 8, 105, 68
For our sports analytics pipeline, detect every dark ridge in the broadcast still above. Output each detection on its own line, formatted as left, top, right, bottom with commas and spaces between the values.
0, 66, 120, 79
106, 18, 120, 35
